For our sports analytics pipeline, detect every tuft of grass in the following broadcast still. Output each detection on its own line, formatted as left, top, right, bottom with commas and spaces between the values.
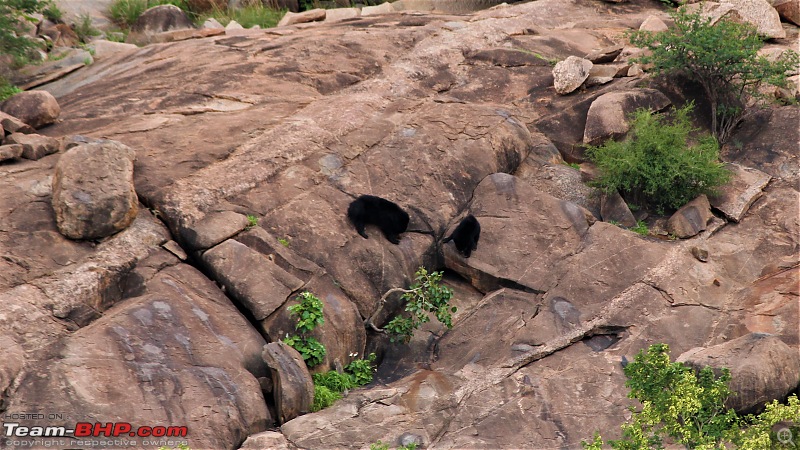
109, 0, 191, 29
74, 13, 102, 43
246, 214, 258, 228
0, 78, 21, 101
278, 237, 289, 247
311, 384, 341, 412
196, 4, 284, 29
630, 220, 649, 236
43, 3, 63, 22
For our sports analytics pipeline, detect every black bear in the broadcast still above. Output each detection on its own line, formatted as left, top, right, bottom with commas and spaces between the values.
443, 214, 481, 258
347, 195, 410, 245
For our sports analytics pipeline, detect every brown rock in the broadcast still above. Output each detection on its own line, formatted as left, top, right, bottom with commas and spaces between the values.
262, 341, 314, 424
584, 45, 623, 64
552, 56, 593, 95
324, 8, 362, 22
202, 239, 304, 320
600, 190, 636, 227
667, 195, 713, 238
583, 89, 671, 145
0, 91, 60, 129
684, 0, 785, 38
709, 163, 771, 222
639, 15, 669, 31
4, 132, 59, 160
277, 9, 327, 27
677, 333, 800, 414
0, 144, 23, 162
240, 430, 297, 449
52, 141, 139, 240
182, 210, 252, 250
772, 0, 800, 25
361, 2, 394, 15
131, 4, 194, 34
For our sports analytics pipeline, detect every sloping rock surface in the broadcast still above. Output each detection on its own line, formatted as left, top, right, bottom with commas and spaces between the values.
0, 1, 796, 449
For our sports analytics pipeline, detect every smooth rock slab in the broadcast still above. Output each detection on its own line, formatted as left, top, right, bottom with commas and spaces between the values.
552, 56, 593, 95
262, 342, 314, 424
677, 333, 800, 414
4, 132, 59, 160
182, 210, 252, 250
709, 163, 771, 222
240, 430, 296, 449
52, 141, 139, 240
667, 194, 713, 238
772, 0, 800, 25
202, 239, 304, 320
0, 91, 60, 129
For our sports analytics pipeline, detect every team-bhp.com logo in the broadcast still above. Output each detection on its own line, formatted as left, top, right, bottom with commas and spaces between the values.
4, 422, 188, 438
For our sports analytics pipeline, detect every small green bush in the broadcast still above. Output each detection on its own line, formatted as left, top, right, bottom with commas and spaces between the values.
311, 384, 341, 412
0, 78, 22, 102
586, 104, 730, 213
196, 4, 284, 29
42, 3, 63, 21
284, 334, 326, 368
1, 0, 50, 63
630, 220, 649, 236
345, 352, 376, 386
384, 267, 456, 344
283, 291, 327, 367
74, 13, 101, 44
309, 353, 376, 411
246, 214, 258, 228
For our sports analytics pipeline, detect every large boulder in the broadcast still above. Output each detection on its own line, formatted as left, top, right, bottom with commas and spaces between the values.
583, 89, 671, 145
771, 0, 800, 24
52, 141, 139, 240
0, 91, 60, 129
677, 333, 800, 414
552, 56, 593, 95
128, 4, 194, 44
262, 341, 314, 424
685, 0, 786, 39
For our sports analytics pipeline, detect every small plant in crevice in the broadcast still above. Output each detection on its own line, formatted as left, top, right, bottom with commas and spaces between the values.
0, 78, 21, 102
311, 353, 377, 411
283, 291, 326, 367
630, 220, 649, 236
366, 267, 456, 344
74, 13, 101, 44
278, 237, 290, 247
246, 214, 258, 229
370, 441, 418, 450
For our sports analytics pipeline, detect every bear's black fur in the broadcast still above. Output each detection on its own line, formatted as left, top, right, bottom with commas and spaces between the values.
347, 195, 410, 245
443, 214, 480, 258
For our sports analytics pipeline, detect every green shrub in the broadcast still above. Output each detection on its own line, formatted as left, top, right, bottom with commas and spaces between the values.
586, 104, 730, 213
283, 291, 327, 368
196, 4, 284, 29
42, 2, 63, 21
311, 384, 341, 412
109, 0, 191, 29
383, 267, 455, 344
630, 220, 649, 236
0, 0, 49, 63
628, 9, 799, 144
0, 77, 22, 101
345, 352, 376, 386
246, 214, 258, 228
583, 343, 800, 449
74, 13, 101, 43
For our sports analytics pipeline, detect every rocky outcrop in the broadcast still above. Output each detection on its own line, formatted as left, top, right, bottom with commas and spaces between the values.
52, 141, 139, 240
553, 56, 593, 95
262, 342, 314, 424
0, 90, 60, 129
709, 163, 771, 222
677, 333, 800, 414
583, 89, 671, 145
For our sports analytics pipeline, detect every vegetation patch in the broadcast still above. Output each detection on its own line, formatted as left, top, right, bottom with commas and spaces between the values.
283, 291, 326, 368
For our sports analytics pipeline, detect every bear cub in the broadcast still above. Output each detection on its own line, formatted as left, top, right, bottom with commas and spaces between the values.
443, 214, 481, 258
347, 195, 410, 245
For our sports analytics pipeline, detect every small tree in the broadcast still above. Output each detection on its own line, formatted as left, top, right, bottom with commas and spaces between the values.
586, 104, 730, 213
584, 343, 800, 449
629, 9, 799, 144
366, 267, 456, 344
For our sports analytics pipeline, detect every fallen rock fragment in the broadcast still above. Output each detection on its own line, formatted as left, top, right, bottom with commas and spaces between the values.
600, 190, 636, 227
262, 341, 314, 424
0, 91, 60, 129
552, 56, 593, 95
667, 195, 714, 238
709, 163, 771, 222
277, 9, 326, 27
4, 132, 59, 160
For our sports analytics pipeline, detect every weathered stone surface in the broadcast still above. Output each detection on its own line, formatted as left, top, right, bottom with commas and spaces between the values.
182, 210, 252, 250
0, 144, 23, 162
0, 90, 60, 129
202, 239, 304, 320
4, 263, 271, 449
552, 56, 593, 95
600, 190, 636, 227
152, 27, 226, 42
262, 341, 314, 424
709, 163, 771, 222
226, 19, 244, 30
0, 111, 33, 134
772, 0, 800, 24
239, 430, 296, 449
723, 107, 798, 183
362, 2, 394, 15
202, 17, 224, 29
278, 9, 326, 27
131, 4, 194, 34
584, 45, 623, 64
90, 39, 139, 60
52, 141, 139, 240
667, 194, 713, 238
677, 333, 800, 414
12, 48, 92, 91
324, 7, 361, 22
4, 132, 59, 160
583, 89, 671, 145
516, 161, 602, 218
639, 15, 669, 31
721, 0, 787, 38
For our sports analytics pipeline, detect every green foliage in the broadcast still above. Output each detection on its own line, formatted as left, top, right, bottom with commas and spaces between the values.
385, 267, 455, 344
109, 0, 190, 29
0, 77, 21, 101
630, 220, 649, 236
311, 384, 341, 412
246, 214, 258, 228
283, 334, 326, 368
564, 161, 581, 170
284, 291, 326, 367
368, 441, 418, 450
42, 2, 62, 21
628, 9, 800, 144
157, 444, 190, 450
734, 395, 800, 450
313, 370, 355, 393
74, 13, 101, 43
196, 4, 284, 29
586, 104, 730, 213
278, 237, 290, 247
584, 343, 800, 449
345, 352, 376, 386
0, 0, 49, 63
309, 353, 376, 411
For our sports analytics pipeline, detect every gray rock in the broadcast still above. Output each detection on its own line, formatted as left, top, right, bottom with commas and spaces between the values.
0, 91, 60, 129
600, 190, 636, 227
721, 0, 786, 38
181, 210, 252, 250
225, 19, 244, 30
89, 40, 138, 60
239, 430, 296, 449
4, 132, 59, 160
202, 17, 224, 29
0, 144, 23, 162
262, 341, 314, 424
667, 195, 713, 238
202, 239, 304, 320
131, 4, 195, 34
677, 333, 800, 414
361, 2, 394, 15
709, 163, 771, 222
552, 56, 593, 95
324, 8, 361, 22
52, 141, 139, 240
